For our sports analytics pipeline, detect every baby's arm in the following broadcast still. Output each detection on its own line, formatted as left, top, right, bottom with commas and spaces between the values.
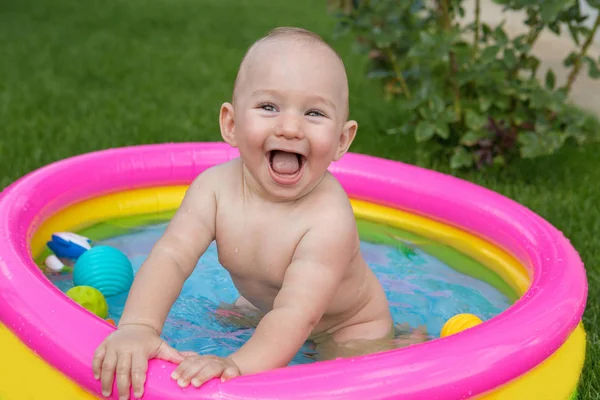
231, 211, 356, 370
116, 169, 218, 331
92, 168, 219, 399
172, 205, 358, 387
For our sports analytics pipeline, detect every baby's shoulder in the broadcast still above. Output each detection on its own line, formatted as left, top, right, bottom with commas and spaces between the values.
296, 174, 359, 250
306, 173, 355, 222
181, 160, 240, 212
189, 159, 239, 191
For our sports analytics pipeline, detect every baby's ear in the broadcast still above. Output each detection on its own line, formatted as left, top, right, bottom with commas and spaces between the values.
334, 120, 358, 161
219, 102, 237, 147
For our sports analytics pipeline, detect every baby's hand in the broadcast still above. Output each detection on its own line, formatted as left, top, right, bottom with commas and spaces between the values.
92, 324, 184, 399
171, 353, 240, 387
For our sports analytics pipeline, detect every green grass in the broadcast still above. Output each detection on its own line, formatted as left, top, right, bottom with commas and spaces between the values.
0, 0, 598, 398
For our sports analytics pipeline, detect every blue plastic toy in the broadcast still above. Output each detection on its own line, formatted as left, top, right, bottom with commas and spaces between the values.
73, 246, 134, 297
47, 232, 92, 260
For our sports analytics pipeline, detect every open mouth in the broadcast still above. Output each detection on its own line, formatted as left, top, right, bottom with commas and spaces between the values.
267, 150, 306, 185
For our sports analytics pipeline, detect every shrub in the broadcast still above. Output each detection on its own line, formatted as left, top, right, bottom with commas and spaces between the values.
329, 0, 600, 169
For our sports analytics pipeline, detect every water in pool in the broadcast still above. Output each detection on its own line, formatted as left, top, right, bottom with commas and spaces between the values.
49, 221, 512, 365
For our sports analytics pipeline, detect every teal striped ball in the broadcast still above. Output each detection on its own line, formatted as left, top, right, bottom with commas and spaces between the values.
73, 246, 134, 297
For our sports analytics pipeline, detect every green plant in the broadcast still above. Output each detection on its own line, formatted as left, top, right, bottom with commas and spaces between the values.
330, 0, 600, 169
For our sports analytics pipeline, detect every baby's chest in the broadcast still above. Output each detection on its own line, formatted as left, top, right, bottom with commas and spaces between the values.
214, 217, 299, 284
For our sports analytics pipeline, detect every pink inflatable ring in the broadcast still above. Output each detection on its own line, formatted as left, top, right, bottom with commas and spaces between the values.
0, 143, 587, 399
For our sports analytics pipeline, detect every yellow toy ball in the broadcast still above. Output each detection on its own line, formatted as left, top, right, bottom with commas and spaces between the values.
440, 313, 483, 338
66, 286, 109, 319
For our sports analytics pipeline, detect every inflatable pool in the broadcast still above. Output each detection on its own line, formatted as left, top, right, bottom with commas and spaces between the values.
0, 142, 587, 399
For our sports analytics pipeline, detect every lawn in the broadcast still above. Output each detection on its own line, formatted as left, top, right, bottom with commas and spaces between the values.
0, 0, 598, 398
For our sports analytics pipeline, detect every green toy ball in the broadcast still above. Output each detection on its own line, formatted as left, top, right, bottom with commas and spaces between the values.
66, 285, 109, 319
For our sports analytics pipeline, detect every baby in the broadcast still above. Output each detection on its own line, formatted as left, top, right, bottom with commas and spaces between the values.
92, 27, 427, 400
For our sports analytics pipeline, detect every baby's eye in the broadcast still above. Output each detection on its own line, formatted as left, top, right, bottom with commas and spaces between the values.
260, 104, 277, 112
306, 110, 325, 117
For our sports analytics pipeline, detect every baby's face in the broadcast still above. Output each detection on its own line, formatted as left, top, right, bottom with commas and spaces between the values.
222, 37, 356, 201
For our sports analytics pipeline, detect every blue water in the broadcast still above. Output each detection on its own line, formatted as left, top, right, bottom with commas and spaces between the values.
50, 222, 511, 365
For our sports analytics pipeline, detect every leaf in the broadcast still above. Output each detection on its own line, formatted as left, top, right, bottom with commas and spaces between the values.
589, 63, 600, 79
479, 96, 493, 112
525, 55, 541, 73
434, 119, 450, 139
551, 87, 568, 103
493, 95, 511, 110
482, 23, 493, 40
415, 121, 436, 142
373, 30, 396, 48
503, 48, 517, 68
493, 155, 506, 166
518, 131, 542, 158
563, 51, 578, 67
450, 146, 474, 169
480, 45, 501, 63
465, 108, 488, 130
584, 56, 600, 79
513, 105, 531, 125
540, 0, 567, 23
564, 123, 588, 145
512, 34, 530, 53
545, 69, 556, 90
548, 21, 561, 36
529, 89, 550, 109
430, 95, 446, 115
460, 130, 487, 146
567, 23, 581, 46
518, 130, 566, 158
419, 31, 436, 48
587, 0, 600, 9
561, 3, 584, 22
443, 107, 459, 123
493, 25, 509, 45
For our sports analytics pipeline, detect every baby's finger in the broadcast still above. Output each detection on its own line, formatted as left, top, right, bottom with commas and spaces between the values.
190, 362, 224, 387
174, 358, 207, 387
155, 340, 185, 364
92, 342, 107, 380
116, 353, 132, 400
171, 355, 197, 380
221, 366, 240, 382
100, 349, 118, 397
131, 352, 148, 399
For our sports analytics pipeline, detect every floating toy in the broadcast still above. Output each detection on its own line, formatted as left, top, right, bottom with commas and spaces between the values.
440, 313, 483, 338
44, 254, 68, 273
0, 143, 587, 400
73, 246, 134, 297
66, 286, 109, 319
44, 232, 92, 273
47, 232, 91, 260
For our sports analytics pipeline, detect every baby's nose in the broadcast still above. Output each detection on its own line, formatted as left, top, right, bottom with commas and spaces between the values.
276, 113, 304, 140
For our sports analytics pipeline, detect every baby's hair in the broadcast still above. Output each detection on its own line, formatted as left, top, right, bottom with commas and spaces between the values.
262, 27, 345, 63
262, 27, 332, 47
263, 26, 323, 40
248, 26, 343, 63
233, 26, 346, 102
